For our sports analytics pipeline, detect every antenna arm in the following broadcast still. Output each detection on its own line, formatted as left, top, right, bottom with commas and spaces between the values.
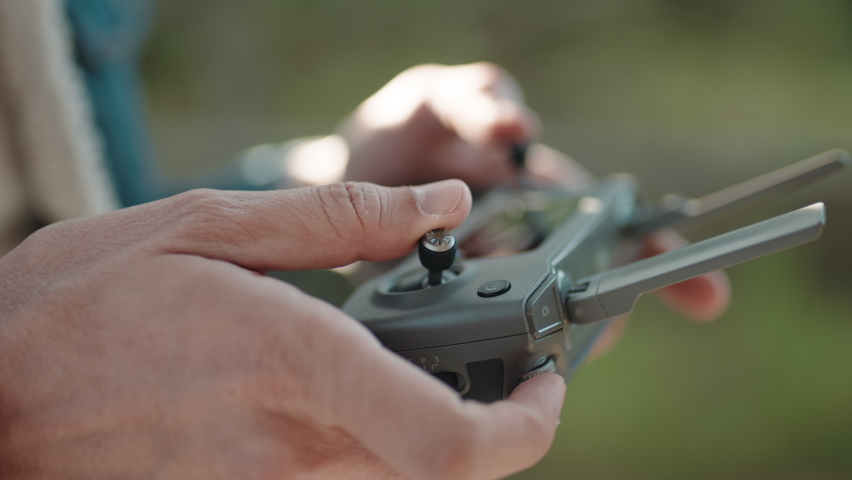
567, 203, 826, 324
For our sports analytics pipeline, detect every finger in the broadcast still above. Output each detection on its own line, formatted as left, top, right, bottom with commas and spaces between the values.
587, 314, 630, 361
346, 62, 541, 189
430, 139, 520, 190
148, 180, 472, 272
646, 230, 732, 322
524, 143, 596, 193
427, 62, 540, 149
421, 63, 542, 189
474, 373, 566, 477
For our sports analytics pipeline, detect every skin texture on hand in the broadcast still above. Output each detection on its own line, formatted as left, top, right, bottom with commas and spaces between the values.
0, 181, 567, 480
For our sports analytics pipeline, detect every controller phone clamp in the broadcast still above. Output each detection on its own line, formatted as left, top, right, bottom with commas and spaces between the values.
344, 149, 850, 402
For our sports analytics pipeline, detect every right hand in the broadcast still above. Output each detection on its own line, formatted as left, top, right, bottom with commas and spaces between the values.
0, 180, 564, 480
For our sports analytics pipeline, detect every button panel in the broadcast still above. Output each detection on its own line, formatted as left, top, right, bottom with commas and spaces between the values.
525, 276, 565, 339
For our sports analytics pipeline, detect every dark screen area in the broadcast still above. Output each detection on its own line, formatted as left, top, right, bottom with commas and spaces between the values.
460, 190, 580, 259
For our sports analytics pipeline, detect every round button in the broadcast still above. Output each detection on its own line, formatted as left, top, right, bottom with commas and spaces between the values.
432, 372, 461, 391
477, 280, 511, 298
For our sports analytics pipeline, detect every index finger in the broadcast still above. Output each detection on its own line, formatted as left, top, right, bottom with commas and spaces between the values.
428, 62, 540, 148
646, 229, 732, 321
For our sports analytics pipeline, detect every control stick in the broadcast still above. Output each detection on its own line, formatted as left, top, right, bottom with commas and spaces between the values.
419, 229, 457, 286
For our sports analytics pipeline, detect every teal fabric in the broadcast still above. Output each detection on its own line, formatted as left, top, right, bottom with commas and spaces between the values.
65, 0, 278, 207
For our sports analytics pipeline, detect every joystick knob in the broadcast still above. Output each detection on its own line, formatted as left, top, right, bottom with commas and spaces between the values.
419, 228, 457, 286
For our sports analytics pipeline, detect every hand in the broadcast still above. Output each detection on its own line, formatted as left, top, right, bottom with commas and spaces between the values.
0, 180, 564, 480
285, 62, 550, 190
342, 62, 539, 189
282, 62, 610, 194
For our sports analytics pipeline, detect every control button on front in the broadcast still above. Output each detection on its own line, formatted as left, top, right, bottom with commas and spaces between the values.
433, 372, 461, 391
525, 276, 565, 339
477, 280, 511, 298
520, 357, 556, 383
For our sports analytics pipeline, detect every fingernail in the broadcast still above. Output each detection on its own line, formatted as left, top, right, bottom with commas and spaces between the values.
413, 180, 463, 215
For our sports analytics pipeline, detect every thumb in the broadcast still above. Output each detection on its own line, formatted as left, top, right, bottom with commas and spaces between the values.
152, 180, 472, 271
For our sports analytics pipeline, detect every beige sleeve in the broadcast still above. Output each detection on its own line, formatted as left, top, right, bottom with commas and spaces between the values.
0, 119, 28, 255
0, 0, 119, 246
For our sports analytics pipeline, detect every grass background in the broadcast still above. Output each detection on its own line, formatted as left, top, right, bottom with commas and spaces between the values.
140, 1, 852, 477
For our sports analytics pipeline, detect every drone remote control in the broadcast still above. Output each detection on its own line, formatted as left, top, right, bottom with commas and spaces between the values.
343, 149, 849, 402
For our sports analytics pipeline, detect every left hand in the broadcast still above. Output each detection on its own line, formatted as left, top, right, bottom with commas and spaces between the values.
285, 62, 558, 190
589, 230, 732, 358
286, 62, 593, 192
341, 62, 537, 189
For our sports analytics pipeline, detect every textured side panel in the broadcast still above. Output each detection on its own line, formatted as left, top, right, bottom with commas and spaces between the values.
463, 358, 505, 403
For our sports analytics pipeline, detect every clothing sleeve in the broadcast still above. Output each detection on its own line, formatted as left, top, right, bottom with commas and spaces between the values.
64, 0, 296, 207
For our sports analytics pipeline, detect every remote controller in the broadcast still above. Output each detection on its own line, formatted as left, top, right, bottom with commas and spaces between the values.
343, 149, 849, 402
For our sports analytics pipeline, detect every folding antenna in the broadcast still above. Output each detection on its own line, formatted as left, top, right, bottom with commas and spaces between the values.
567, 203, 825, 324
635, 149, 848, 234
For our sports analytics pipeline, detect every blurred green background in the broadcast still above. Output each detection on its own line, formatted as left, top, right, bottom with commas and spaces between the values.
140, 1, 852, 478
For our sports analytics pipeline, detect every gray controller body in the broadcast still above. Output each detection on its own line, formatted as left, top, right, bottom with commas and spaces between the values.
342, 150, 846, 402
343, 176, 646, 402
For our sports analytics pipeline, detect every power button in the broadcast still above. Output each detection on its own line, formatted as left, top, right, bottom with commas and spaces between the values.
477, 280, 511, 298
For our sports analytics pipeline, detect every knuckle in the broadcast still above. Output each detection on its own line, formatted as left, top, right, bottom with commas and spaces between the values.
315, 181, 388, 245
169, 188, 234, 217
379, 64, 441, 93
469, 61, 504, 86
23, 218, 72, 245
10, 220, 76, 264
19, 217, 103, 257
401, 63, 442, 79
161, 189, 250, 247
471, 60, 501, 75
